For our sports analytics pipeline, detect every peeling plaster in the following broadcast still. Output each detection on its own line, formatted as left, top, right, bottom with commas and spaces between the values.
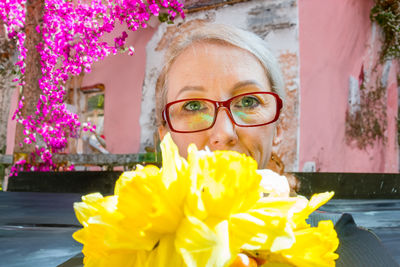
247, 0, 297, 38
348, 75, 361, 115
381, 60, 392, 88
345, 22, 390, 151
275, 52, 299, 171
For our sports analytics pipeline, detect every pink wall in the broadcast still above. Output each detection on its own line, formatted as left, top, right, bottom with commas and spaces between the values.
6, 26, 156, 155
81, 26, 156, 154
298, 0, 398, 172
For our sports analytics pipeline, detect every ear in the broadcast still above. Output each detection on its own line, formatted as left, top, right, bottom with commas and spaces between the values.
158, 125, 168, 141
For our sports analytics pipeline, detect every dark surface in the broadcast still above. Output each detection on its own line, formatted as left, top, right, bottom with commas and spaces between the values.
0, 191, 399, 266
0, 192, 83, 267
334, 213, 399, 267
320, 199, 400, 264
8, 171, 400, 199
295, 172, 400, 199
7, 171, 122, 194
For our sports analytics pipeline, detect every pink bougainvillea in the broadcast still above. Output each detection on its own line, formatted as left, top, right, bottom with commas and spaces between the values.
0, 0, 27, 76
0, 0, 185, 175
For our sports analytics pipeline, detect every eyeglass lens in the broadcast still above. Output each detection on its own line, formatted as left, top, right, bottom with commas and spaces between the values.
168, 93, 278, 132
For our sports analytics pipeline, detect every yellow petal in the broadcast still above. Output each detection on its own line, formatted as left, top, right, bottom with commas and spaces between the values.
257, 220, 339, 267
176, 216, 233, 267
230, 209, 294, 253
160, 133, 188, 189
83, 250, 149, 267
116, 165, 183, 234
188, 149, 261, 219
146, 234, 185, 267
73, 193, 117, 226
285, 220, 338, 266
292, 192, 334, 229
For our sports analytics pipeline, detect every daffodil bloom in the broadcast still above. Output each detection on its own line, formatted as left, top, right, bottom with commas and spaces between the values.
73, 133, 339, 267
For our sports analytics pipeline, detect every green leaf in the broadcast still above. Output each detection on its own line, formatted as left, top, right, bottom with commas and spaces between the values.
158, 13, 169, 23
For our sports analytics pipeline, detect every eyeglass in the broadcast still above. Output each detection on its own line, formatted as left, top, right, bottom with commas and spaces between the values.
162, 92, 283, 133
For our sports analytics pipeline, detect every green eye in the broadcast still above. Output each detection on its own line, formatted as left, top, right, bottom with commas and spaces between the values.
241, 96, 259, 107
183, 101, 202, 111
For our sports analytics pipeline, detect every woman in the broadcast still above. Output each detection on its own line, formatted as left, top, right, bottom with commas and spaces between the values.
156, 23, 284, 172
156, 23, 398, 267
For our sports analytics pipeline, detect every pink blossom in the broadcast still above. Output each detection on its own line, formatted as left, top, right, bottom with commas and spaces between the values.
2, 0, 185, 174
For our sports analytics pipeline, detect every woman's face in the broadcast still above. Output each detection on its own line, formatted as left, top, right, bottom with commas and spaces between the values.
159, 42, 277, 169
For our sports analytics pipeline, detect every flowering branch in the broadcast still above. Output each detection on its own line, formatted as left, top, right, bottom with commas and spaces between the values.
0, 0, 185, 175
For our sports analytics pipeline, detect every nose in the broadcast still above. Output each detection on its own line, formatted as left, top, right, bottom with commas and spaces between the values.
208, 107, 238, 150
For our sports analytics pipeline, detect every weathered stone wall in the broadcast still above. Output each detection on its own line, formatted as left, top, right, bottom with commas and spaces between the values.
139, 0, 300, 171
0, 26, 18, 155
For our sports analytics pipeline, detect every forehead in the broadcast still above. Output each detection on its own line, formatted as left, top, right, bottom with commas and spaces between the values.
166, 41, 270, 101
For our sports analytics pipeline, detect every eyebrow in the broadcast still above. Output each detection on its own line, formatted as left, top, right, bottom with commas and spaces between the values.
231, 80, 266, 93
175, 80, 266, 99
176, 86, 206, 99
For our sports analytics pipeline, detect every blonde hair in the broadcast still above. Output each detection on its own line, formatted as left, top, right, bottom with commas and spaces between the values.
155, 23, 285, 126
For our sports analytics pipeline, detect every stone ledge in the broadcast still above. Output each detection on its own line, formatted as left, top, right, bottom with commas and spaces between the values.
294, 172, 400, 199
0, 153, 161, 167
0, 155, 12, 165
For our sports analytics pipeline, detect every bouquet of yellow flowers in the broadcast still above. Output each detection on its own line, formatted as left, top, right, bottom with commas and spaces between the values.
73, 134, 339, 266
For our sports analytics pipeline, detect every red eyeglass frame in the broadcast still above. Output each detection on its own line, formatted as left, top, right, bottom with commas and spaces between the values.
162, 91, 283, 133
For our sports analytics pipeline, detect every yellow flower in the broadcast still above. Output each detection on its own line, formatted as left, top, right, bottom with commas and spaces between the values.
248, 220, 339, 267
73, 133, 339, 267
185, 144, 262, 219
292, 192, 335, 230
74, 134, 189, 266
